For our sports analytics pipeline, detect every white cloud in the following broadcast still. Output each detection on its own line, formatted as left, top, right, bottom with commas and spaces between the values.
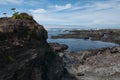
49, 4, 72, 11
29, 0, 120, 25
71, 0, 120, 11
94, 3, 111, 10
29, 9, 47, 14
0, 0, 22, 4
71, 4, 90, 10
23, 0, 49, 6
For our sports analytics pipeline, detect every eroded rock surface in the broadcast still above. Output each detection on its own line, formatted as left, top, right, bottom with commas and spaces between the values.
0, 13, 77, 80
61, 47, 120, 80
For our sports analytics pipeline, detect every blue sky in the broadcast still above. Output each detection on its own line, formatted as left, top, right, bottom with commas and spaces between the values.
0, 0, 120, 25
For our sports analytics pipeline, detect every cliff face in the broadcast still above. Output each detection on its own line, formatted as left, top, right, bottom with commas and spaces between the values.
0, 14, 76, 80
0, 17, 47, 41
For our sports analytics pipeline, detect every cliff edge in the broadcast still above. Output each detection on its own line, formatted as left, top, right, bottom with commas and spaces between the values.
0, 13, 76, 80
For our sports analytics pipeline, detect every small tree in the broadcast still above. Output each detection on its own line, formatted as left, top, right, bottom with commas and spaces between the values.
12, 12, 20, 19
11, 8, 16, 13
3, 13, 7, 17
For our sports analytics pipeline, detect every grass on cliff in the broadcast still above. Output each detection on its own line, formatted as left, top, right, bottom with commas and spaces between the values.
12, 12, 33, 20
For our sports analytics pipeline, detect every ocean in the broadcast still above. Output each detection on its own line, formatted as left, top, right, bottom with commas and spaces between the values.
44, 25, 120, 51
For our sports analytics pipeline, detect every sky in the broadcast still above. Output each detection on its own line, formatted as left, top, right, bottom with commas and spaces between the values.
0, 0, 120, 25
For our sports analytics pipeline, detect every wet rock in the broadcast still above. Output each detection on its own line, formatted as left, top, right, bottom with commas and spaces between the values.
77, 73, 84, 76
49, 43, 68, 52
84, 37, 89, 40
110, 47, 120, 53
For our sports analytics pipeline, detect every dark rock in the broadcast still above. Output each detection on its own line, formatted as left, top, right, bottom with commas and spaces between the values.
0, 14, 48, 51
49, 43, 68, 52
77, 73, 84, 76
84, 37, 89, 40
110, 47, 120, 53
0, 13, 76, 80
0, 17, 48, 41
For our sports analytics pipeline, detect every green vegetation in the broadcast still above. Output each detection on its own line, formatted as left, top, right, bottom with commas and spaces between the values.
1, 8, 33, 20
12, 12, 33, 20
7, 55, 14, 62
11, 8, 16, 13
12, 12, 20, 19
3, 13, 7, 17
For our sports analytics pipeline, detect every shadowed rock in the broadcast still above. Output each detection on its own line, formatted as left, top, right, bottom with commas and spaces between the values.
0, 13, 77, 80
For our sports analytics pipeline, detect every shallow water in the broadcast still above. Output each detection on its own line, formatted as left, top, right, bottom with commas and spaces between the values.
48, 38, 119, 51
47, 28, 119, 51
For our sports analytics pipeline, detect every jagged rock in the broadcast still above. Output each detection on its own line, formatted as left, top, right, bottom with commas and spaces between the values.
49, 43, 68, 52
0, 13, 76, 80
62, 47, 120, 80
0, 17, 47, 41
0, 14, 48, 51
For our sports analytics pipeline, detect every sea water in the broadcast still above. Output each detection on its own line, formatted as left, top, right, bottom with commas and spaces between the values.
45, 25, 120, 51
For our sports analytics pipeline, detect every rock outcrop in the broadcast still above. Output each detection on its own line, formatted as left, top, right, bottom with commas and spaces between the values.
61, 47, 120, 80
0, 17, 47, 40
49, 43, 68, 52
0, 13, 76, 80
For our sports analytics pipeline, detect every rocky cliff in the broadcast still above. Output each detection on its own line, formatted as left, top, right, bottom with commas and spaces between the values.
0, 13, 76, 80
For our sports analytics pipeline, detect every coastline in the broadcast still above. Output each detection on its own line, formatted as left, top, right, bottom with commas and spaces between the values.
51, 29, 120, 45
48, 28, 120, 80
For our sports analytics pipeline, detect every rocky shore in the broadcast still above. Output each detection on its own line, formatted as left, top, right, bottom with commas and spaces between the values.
60, 46, 120, 80
51, 28, 120, 80
51, 29, 120, 45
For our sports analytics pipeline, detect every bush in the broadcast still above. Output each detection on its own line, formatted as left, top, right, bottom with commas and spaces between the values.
12, 12, 33, 20
12, 12, 21, 19
20, 13, 33, 20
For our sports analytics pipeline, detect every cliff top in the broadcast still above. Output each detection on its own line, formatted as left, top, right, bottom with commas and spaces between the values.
0, 12, 48, 51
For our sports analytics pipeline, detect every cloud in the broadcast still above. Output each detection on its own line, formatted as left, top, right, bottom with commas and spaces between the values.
29, 0, 120, 25
0, 0, 22, 5
29, 9, 47, 14
49, 4, 72, 11
71, 0, 120, 11
23, 0, 49, 6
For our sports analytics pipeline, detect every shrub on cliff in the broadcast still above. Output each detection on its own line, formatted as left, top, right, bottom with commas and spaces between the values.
12, 12, 33, 20
12, 12, 21, 19
19, 13, 33, 20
